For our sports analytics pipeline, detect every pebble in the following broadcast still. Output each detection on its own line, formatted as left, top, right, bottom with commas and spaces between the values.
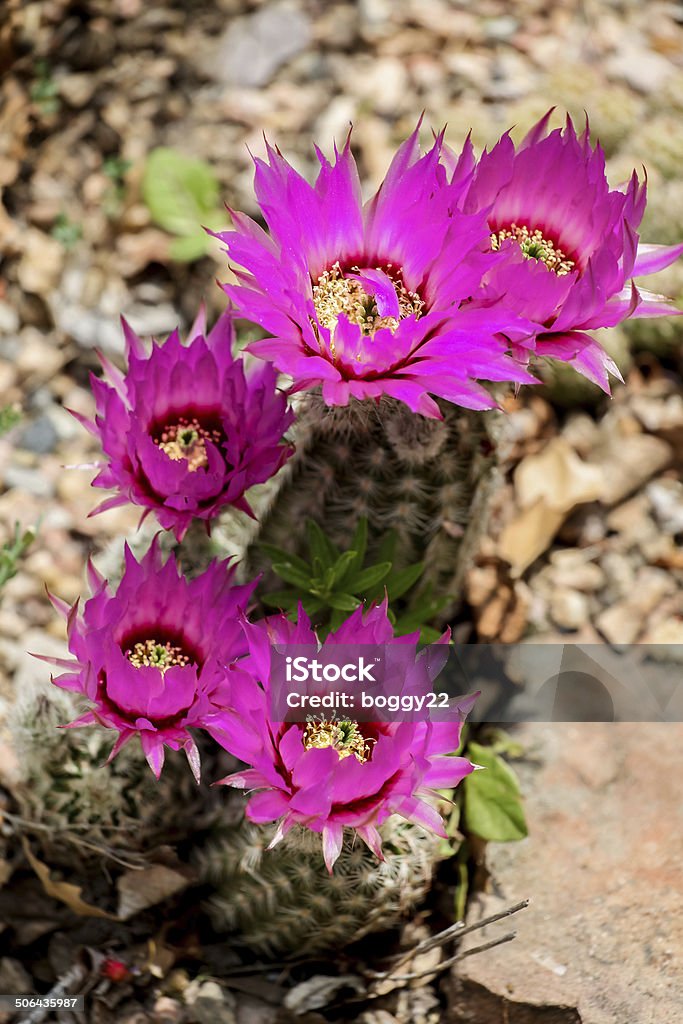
16, 415, 59, 455
207, 3, 311, 88
595, 602, 643, 645
3, 465, 55, 498
14, 329, 64, 381
58, 72, 97, 108
548, 560, 606, 593
592, 434, 672, 504
16, 229, 65, 294
646, 478, 683, 534
0, 301, 20, 335
550, 588, 590, 631
607, 46, 673, 94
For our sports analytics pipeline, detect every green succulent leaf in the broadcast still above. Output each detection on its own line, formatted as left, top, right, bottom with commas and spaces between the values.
258, 544, 310, 575
385, 562, 425, 601
271, 562, 313, 590
346, 517, 368, 577
346, 561, 392, 592
376, 530, 397, 565
417, 625, 442, 643
300, 596, 325, 616
326, 592, 362, 612
329, 550, 360, 588
462, 741, 528, 843
261, 589, 300, 610
306, 519, 339, 570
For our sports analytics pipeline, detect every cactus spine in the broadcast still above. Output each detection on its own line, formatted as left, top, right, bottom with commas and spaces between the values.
243, 394, 501, 622
9, 684, 212, 867
197, 817, 443, 956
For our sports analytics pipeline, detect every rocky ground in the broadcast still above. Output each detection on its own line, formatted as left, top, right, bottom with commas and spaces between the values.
1, 0, 683, 1022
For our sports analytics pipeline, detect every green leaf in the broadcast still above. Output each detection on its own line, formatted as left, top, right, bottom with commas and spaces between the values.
168, 231, 210, 262
0, 523, 36, 589
418, 625, 442, 644
271, 561, 313, 590
395, 593, 448, 634
142, 148, 220, 241
327, 608, 348, 633
346, 561, 392, 593
385, 562, 424, 601
326, 592, 361, 612
376, 530, 397, 565
329, 550, 359, 588
258, 544, 310, 576
300, 595, 325, 617
462, 742, 528, 843
346, 517, 368, 577
306, 519, 339, 570
261, 589, 300, 610
0, 406, 21, 436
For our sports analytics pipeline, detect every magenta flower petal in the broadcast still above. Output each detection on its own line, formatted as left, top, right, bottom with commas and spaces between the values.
81, 310, 294, 540
460, 112, 682, 390
215, 604, 476, 869
633, 242, 683, 276
49, 540, 257, 778
217, 126, 535, 418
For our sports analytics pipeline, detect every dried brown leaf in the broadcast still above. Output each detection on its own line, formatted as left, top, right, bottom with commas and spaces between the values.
514, 437, 604, 512
498, 500, 566, 577
22, 838, 115, 919
117, 864, 190, 921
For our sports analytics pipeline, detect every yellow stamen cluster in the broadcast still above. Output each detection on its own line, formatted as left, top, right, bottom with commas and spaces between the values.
155, 417, 222, 472
303, 716, 373, 764
126, 639, 191, 672
491, 223, 575, 275
312, 261, 424, 338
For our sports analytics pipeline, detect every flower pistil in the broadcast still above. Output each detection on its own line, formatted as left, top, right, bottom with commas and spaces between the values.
126, 638, 192, 672
491, 223, 576, 275
312, 261, 424, 337
154, 417, 223, 473
303, 715, 373, 763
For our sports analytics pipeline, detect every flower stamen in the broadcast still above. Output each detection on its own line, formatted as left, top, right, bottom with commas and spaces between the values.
312, 261, 424, 337
154, 417, 222, 472
303, 715, 374, 763
126, 638, 191, 672
491, 223, 576, 275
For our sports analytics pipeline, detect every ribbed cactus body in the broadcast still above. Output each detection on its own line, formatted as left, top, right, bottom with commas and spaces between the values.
197, 817, 443, 956
245, 395, 500, 620
10, 686, 201, 863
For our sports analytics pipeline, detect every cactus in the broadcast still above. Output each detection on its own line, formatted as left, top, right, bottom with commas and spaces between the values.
237, 395, 501, 624
9, 683, 213, 867
197, 816, 443, 957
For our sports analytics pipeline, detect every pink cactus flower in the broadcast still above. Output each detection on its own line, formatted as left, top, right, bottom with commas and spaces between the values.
214, 602, 475, 871
215, 127, 537, 419
73, 308, 294, 540
41, 541, 257, 779
455, 111, 683, 389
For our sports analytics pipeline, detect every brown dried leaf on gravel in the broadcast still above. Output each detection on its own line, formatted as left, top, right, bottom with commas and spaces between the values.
22, 837, 116, 919
116, 863, 192, 921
